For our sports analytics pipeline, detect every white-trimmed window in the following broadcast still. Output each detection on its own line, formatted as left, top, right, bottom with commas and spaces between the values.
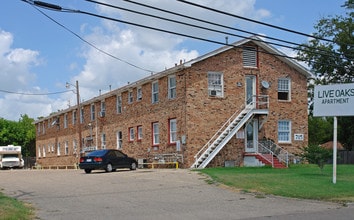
243, 46, 257, 67
128, 90, 133, 104
278, 78, 291, 101
152, 81, 159, 103
129, 127, 135, 142
169, 118, 177, 144
72, 110, 77, 125
100, 101, 106, 116
208, 72, 223, 97
42, 146, 46, 157
80, 108, 84, 124
64, 113, 68, 128
117, 95, 122, 114
168, 75, 176, 99
90, 104, 95, 121
152, 122, 159, 145
73, 140, 77, 155
57, 143, 61, 156
137, 125, 143, 141
137, 87, 142, 101
65, 141, 69, 155
101, 133, 106, 149
38, 147, 41, 158
117, 131, 123, 149
278, 120, 291, 143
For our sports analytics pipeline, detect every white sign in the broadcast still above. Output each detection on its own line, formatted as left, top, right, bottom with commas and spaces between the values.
313, 83, 354, 117
294, 134, 304, 141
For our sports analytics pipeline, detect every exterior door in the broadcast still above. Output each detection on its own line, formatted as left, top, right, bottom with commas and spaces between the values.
245, 119, 259, 153
245, 76, 256, 107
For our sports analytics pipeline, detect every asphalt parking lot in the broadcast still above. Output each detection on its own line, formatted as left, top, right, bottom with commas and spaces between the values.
1, 169, 353, 220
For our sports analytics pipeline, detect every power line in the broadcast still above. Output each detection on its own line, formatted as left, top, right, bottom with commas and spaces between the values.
177, 0, 342, 45
24, 0, 347, 69
22, 0, 156, 73
0, 89, 72, 96
85, 0, 346, 61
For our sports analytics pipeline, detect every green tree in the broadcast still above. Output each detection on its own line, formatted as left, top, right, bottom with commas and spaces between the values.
298, 0, 354, 150
300, 144, 332, 173
0, 115, 36, 156
308, 116, 333, 145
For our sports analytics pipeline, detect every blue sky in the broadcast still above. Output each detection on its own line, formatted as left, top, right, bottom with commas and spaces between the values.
0, 0, 349, 121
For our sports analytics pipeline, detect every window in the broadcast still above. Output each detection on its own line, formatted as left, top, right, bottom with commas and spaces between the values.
169, 119, 177, 144
208, 72, 223, 97
42, 146, 46, 157
152, 81, 159, 103
80, 108, 84, 124
117, 95, 122, 114
38, 147, 41, 158
42, 123, 45, 134
278, 78, 291, 101
137, 125, 143, 141
129, 127, 135, 141
72, 110, 77, 125
152, 122, 159, 145
64, 113, 68, 128
243, 46, 257, 67
101, 133, 106, 149
65, 141, 69, 155
168, 75, 176, 99
117, 131, 123, 149
57, 143, 61, 156
137, 87, 142, 101
73, 140, 77, 155
90, 104, 95, 121
100, 101, 106, 116
48, 144, 51, 153
278, 120, 291, 143
128, 91, 133, 103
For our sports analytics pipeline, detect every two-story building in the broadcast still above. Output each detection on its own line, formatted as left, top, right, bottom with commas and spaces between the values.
35, 36, 312, 169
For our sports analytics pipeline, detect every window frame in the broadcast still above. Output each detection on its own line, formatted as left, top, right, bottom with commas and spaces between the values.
278, 78, 291, 101
169, 118, 177, 144
208, 72, 224, 97
128, 90, 134, 104
101, 133, 106, 149
152, 81, 159, 103
64, 113, 68, 129
90, 104, 95, 121
117, 131, 123, 150
152, 122, 159, 146
137, 125, 143, 141
278, 120, 292, 143
168, 75, 176, 99
117, 95, 122, 114
137, 87, 142, 101
129, 127, 135, 142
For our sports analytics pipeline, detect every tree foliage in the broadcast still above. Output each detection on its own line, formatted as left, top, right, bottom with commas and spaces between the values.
300, 144, 332, 172
0, 115, 36, 156
298, 1, 354, 150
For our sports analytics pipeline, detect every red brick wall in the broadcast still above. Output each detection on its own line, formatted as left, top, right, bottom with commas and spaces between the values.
35, 43, 308, 168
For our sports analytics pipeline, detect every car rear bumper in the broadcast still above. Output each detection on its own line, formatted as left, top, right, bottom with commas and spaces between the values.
79, 163, 105, 170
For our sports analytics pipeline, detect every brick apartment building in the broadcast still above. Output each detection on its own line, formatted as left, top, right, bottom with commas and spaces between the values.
34, 36, 312, 169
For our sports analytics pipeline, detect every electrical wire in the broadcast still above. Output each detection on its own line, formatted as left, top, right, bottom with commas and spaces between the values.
85, 0, 346, 61
177, 0, 344, 45
22, 0, 156, 73
0, 89, 73, 96
23, 0, 349, 69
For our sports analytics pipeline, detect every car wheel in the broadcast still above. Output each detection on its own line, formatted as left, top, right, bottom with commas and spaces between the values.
106, 163, 113, 172
130, 162, 137, 170
85, 169, 92, 174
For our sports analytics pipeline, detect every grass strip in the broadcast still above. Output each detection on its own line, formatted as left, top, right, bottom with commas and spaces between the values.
0, 192, 34, 220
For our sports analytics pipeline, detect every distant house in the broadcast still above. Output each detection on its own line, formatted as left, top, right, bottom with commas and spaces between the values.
34, 36, 312, 168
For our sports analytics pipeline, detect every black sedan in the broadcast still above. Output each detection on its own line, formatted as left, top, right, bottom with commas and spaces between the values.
79, 149, 137, 174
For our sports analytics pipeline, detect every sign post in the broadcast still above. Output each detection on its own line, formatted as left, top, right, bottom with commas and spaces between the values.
313, 83, 354, 184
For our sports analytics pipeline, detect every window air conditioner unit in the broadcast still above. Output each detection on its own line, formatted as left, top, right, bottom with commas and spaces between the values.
99, 111, 105, 117
210, 90, 217, 96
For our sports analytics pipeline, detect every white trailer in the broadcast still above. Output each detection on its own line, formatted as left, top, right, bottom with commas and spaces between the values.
0, 145, 24, 169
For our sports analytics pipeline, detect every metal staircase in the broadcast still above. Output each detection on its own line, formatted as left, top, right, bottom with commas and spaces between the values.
191, 96, 269, 169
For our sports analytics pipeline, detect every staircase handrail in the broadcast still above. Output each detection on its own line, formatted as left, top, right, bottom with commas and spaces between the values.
193, 95, 269, 163
258, 139, 289, 167
255, 140, 274, 166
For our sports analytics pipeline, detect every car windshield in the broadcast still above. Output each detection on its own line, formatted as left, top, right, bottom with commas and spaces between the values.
86, 150, 107, 157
